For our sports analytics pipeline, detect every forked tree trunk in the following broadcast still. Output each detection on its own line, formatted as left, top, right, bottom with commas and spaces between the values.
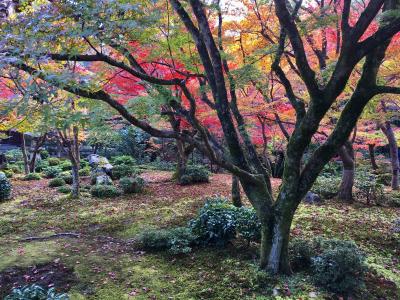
368, 144, 379, 170
21, 133, 30, 175
380, 121, 399, 190
231, 175, 242, 207
338, 143, 355, 202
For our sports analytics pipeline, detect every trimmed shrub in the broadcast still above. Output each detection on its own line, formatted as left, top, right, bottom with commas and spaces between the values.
79, 167, 90, 176
311, 238, 367, 295
180, 164, 210, 185
112, 155, 136, 166
35, 160, 49, 172
58, 186, 72, 194
59, 161, 72, 171
235, 206, 261, 243
4, 284, 68, 300
137, 227, 196, 254
289, 238, 315, 271
311, 175, 341, 199
112, 164, 140, 180
43, 167, 61, 179
90, 185, 121, 198
386, 191, 400, 207
119, 176, 145, 194
0, 172, 12, 201
23, 173, 42, 181
5, 149, 23, 163
9, 164, 23, 174
48, 177, 66, 188
189, 197, 236, 246
3, 169, 14, 178
59, 172, 73, 184
377, 173, 392, 186
47, 157, 60, 166
39, 149, 50, 159
80, 159, 89, 168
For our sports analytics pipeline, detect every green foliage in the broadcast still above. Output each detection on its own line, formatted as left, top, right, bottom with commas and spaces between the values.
234, 206, 261, 243
5, 149, 23, 163
289, 238, 314, 271
385, 191, 400, 207
312, 239, 367, 295
3, 169, 14, 178
376, 173, 392, 186
311, 175, 341, 198
180, 164, 210, 185
48, 177, 66, 188
59, 161, 72, 171
119, 176, 145, 194
80, 159, 89, 169
47, 157, 60, 166
189, 197, 236, 246
4, 284, 69, 300
355, 170, 385, 203
39, 150, 49, 159
8, 164, 23, 174
147, 159, 175, 171
23, 173, 42, 181
43, 167, 61, 179
137, 227, 196, 255
90, 185, 121, 198
59, 172, 73, 184
111, 155, 136, 166
78, 167, 90, 176
111, 165, 140, 180
0, 171, 12, 201
58, 186, 72, 194
35, 160, 49, 172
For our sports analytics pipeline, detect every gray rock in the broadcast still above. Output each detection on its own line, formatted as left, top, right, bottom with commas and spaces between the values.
303, 191, 322, 204
88, 154, 113, 176
96, 174, 113, 186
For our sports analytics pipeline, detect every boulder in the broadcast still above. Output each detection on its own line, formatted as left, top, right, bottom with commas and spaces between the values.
88, 154, 113, 176
95, 174, 113, 186
303, 191, 323, 205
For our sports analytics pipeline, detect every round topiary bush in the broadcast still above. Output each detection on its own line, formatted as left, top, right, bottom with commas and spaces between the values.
79, 167, 90, 176
90, 185, 121, 198
0, 171, 12, 201
112, 155, 136, 166
39, 149, 50, 159
179, 164, 210, 185
47, 157, 60, 166
43, 166, 61, 179
23, 173, 42, 181
119, 176, 145, 194
59, 171, 73, 184
48, 177, 66, 188
59, 161, 72, 171
58, 186, 71, 194
112, 165, 139, 180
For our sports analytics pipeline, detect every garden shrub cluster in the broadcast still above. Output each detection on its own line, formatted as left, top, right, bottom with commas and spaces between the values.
119, 176, 145, 194
43, 167, 61, 179
111, 155, 136, 166
58, 186, 72, 194
48, 177, 66, 187
311, 175, 341, 199
4, 284, 69, 300
23, 173, 42, 181
90, 184, 121, 198
180, 164, 210, 185
0, 171, 12, 201
111, 164, 140, 180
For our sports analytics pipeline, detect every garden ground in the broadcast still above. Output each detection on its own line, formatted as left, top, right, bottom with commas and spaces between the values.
0, 171, 399, 299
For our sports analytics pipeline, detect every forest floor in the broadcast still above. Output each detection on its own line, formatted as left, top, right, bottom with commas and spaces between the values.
0, 170, 399, 299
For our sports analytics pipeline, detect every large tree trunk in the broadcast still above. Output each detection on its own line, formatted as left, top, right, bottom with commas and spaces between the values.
338, 142, 355, 202
21, 133, 30, 175
70, 126, 81, 198
381, 121, 399, 190
231, 175, 242, 207
368, 144, 379, 170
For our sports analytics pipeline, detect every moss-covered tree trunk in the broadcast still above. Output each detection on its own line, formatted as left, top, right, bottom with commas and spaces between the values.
380, 119, 399, 190
338, 142, 355, 202
21, 133, 30, 175
231, 175, 242, 207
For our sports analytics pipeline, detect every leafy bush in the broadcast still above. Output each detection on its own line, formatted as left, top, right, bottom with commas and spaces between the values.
58, 186, 71, 194
90, 184, 121, 198
112, 164, 140, 180
4, 284, 69, 300
180, 164, 210, 185
80, 159, 89, 168
147, 159, 175, 171
311, 175, 340, 198
47, 157, 60, 166
235, 206, 261, 243
311, 238, 367, 295
289, 238, 314, 271
59, 172, 73, 184
3, 169, 14, 178
39, 150, 50, 159
119, 176, 145, 194
23, 173, 42, 181
43, 167, 61, 179
386, 191, 400, 207
355, 170, 385, 203
112, 155, 136, 166
8, 163, 23, 174
79, 167, 90, 176
48, 177, 66, 187
377, 173, 392, 186
5, 149, 23, 163
189, 197, 236, 246
137, 227, 196, 254
0, 171, 12, 201
35, 160, 49, 172
59, 161, 72, 171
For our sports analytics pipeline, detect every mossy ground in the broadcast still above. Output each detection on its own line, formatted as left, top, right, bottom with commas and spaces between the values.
0, 171, 398, 299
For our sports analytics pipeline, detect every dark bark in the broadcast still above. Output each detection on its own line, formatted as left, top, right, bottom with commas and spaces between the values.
21, 133, 29, 175
380, 121, 399, 190
368, 144, 379, 170
338, 142, 355, 202
231, 175, 242, 207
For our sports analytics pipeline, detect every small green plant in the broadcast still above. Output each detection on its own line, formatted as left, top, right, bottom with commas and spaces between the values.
78, 167, 90, 176
43, 167, 61, 179
111, 164, 140, 180
59, 172, 73, 184
8, 164, 23, 174
5, 149, 23, 163
376, 173, 392, 186
39, 149, 50, 159
3, 169, 14, 178
119, 176, 145, 194
289, 238, 314, 271
4, 284, 69, 300
58, 186, 72, 194
189, 197, 236, 246
59, 161, 72, 171
80, 159, 89, 168
0, 171, 12, 201
23, 173, 42, 181
311, 175, 341, 198
355, 170, 384, 203
35, 160, 49, 172
49, 177, 66, 187
47, 157, 60, 166
180, 164, 210, 185
235, 206, 261, 243
90, 184, 121, 198
112, 155, 136, 166
138, 227, 196, 254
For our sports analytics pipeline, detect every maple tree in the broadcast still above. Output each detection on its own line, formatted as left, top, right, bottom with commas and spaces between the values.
1, 0, 400, 275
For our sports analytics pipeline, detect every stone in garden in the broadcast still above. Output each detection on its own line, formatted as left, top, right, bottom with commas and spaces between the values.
88, 154, 113, 176
95, 174, 113, 186
303, 191, 322, 204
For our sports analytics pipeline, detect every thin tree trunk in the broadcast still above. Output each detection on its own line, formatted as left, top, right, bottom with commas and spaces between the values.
368, 144, 378, 170
231, 175, 242, 207
380, 122, 399, 190
71, 126, 80, 198
21, 133, 30, 175
338, 143, 355, 202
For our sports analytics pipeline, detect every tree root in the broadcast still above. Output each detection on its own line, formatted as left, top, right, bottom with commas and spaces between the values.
19, 232, 81, 242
